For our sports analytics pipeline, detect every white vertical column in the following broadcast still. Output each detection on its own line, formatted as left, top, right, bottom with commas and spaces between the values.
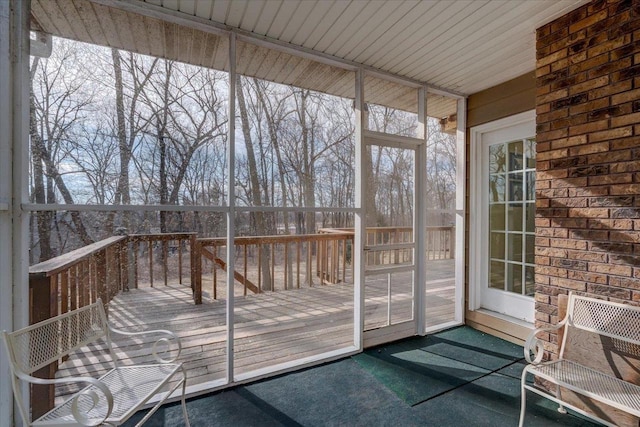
226, 32, 236, 383
1, 0, 30, 424
454, 97, 467, 323
353, 69, 365, 349
415, 87, 427, 335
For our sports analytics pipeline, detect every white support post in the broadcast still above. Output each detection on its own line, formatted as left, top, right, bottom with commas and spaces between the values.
454, 97, 467, 323
226, 32, 236, 383
353, 69, 365, 349
1, 0, 30, 425
415, 87, 427, 335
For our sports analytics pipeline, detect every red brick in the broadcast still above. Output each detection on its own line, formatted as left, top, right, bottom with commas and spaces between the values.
568, 207, 609, 218
610, 183, 640, 195
569, 75, 609, 95
538, 49, 569, 67
611, 113, 640, 128
588, 34, 632, 58
570, 9, 609, 33
569, 97, 609, 115
568, 141, 609, 156
538, 88, 569, 104
588, 173, 633, 185
589, 262, 633, 276
610, 88, 640, 105
550, 135, 588, 150
588, 79, 633, 100
588, 150, 631, 164
568, 119, 608, 136
566, 249, 607, 262
568, 270, 608, 284
610, 231, 640, 243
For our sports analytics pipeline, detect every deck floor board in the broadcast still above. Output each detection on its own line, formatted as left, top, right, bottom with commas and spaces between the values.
55, 262, 455, 402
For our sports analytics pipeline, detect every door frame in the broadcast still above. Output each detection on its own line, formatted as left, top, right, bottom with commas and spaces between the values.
362, 131, 422, 347
469, 110, 536, 323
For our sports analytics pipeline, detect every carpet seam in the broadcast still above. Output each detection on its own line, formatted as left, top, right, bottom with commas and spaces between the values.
409, 358, 525, 407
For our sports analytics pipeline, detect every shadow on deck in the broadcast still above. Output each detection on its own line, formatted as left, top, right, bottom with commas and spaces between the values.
55, 263, 455, 402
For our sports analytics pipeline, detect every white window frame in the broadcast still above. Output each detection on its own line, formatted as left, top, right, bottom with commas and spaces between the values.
469, 110, 535, 323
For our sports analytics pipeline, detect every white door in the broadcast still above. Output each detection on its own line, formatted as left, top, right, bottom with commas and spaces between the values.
471, 111, 535, 323
362, 140, 418, 346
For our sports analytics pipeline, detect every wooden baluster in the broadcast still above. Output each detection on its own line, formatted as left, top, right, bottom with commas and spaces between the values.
178, 238, 183, 284
120, 240, 129, 292
133, 240, 139, 289
213, 245, 218, 300
83, 260, 90, 306
191, 235, 202, 304
70, 265, 78, 311
307, 241, 313, 287
296, 241, 301, 289
60, 269, 69, 316
243, 244, 248, 296
257, 244, 262, 293
284, 242, 288, 290
96, 250, 107, 306
163, 239, 168, 286
148, 240, 154, 287
271, 243, 275, 291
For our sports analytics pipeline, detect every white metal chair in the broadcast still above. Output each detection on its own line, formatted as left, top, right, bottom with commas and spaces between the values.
1, 299, 190, 426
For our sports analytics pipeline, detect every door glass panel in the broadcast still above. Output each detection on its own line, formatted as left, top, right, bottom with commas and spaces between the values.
487, 138, 535, 297
489, 261, 505, 290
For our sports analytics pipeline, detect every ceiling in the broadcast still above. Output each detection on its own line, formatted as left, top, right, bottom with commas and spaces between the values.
134, 0, 589, 95
30, 0, 589, 117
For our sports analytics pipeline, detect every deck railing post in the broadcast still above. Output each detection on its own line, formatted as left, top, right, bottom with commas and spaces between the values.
28, 273, 57, 419
191, 235, 202, 304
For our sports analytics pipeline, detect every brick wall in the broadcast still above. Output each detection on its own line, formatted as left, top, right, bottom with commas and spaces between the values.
535, 0, 640, 356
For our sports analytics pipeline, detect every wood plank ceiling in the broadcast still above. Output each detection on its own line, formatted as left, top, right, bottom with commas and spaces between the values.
30, 0, 589, 118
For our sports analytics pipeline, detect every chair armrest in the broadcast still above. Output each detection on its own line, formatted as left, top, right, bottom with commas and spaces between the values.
109, 327, 182, 363
524, 320, 566, 364
14, 370, 114, 426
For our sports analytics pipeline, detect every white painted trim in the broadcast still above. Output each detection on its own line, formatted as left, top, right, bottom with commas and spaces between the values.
233, 346, 360, 383
226, 32, 236, 384
364, 321, 417, 348
363, 130, 424, 149
454, 97, 467, 324
354, 69, 366, 351
0, 1, 13, 423
416, 86, 427, 335
468, 110, 535, 321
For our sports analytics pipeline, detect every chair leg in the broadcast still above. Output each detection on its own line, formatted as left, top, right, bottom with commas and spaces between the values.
555, 385, 566, 414
181, 371, 191, 427
519, 373, 527, 427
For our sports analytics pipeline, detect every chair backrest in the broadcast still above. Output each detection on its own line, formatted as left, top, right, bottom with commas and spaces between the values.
566, 293, 640, 347
3, 299, 110, 375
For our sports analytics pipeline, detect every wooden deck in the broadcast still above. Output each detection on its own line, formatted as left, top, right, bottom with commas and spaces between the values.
55, 260, 455, 402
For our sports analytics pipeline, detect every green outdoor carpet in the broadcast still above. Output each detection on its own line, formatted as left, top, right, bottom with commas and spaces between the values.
352, 326, 525, 405
124, 326, 601, 427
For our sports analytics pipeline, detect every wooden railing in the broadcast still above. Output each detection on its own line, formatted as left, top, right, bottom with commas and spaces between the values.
194, 232, 354, 300
27, 232, 199, 415
26, 226, 452, 412
29, 233, 199, 326
29, 236, 128, 416
128, 233, 197, 289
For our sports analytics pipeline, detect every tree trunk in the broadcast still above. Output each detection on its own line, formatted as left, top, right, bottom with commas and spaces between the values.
237, 76, 272, 291
29, 57, 52, 261
110, 48, 131, 231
